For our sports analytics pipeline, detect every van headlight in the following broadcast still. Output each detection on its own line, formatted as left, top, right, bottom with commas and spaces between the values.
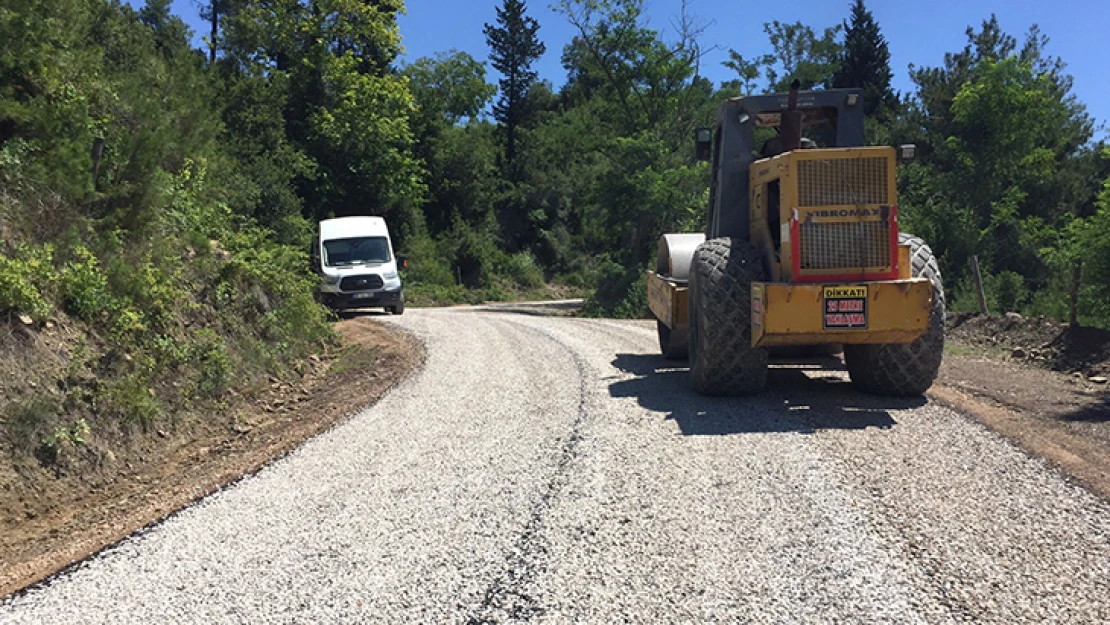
323, 273, 341, 285
383, 270, 399, 280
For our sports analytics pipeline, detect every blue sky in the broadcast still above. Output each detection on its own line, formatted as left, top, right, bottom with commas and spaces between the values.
137, 0, 1108, 135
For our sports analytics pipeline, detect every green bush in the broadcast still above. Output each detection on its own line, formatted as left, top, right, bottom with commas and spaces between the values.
950, 273, 985, 314
405, 282, 480, 307
150, 334, 190, 371
612, 271, 649, 319
482, 282, 511, 302
951, 269, 1030, 315
0, 245, 54, 319
263, 289, 332, 358
159, 160, 234, 240
995, 271, 1029, 314
1027, 282, 1069, 320
39, 419, 91, 464
190, 329, 232, 397
501, 252, 545, 289
400, 233, 456, 288
103, 253, 182, 333
217, 226, 334, 354
583, 260, 649, 319
58, 245, 113, 322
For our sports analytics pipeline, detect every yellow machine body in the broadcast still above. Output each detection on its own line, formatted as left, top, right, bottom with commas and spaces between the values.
648, 245, 931, 348
647, 271, 688, 330
750, 278, 931, 347
750, 146, 900, 284
647, 84, 943, 395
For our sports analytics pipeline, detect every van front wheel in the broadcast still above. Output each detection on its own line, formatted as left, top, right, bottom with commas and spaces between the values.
389, 298, 405, 315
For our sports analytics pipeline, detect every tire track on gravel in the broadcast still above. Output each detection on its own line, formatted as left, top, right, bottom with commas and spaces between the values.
465, 316, 596, 624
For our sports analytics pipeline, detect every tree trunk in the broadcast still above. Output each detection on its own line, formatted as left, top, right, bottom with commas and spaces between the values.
970, 255, 989, 316
505, 122, 516, 171
505, 72, 517, 173
209, 0, 218, 63
1069, 259, 1082, 328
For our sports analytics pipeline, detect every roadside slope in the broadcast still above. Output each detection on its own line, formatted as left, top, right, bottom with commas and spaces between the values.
0, 317, 421, 597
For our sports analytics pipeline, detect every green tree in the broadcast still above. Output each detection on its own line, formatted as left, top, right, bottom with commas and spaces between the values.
404, 51, 497, 133
140, 0, 191, 55
199, 1, 242, 64
535, 0, 709, 315
404, 52, 498, 237
1077, 163, 1110, 324
722, 51, 764, 95
831, 0, 895, 118
725, 21, 843, 93
0, 0, 338, 453
899, 16, 1095, 316
219, 0, 423, 238
484, 0, 547, 173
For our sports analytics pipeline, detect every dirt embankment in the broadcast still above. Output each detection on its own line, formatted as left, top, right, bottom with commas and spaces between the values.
947, 312, 1110, 379
0, 316, 422, 598
936, 312, 1110, 498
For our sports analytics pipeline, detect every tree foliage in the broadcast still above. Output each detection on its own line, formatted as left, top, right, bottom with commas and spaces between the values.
0, 0, 345, 451
831, 0, 895, 118
3, 0, 1110, 373
895, 16, 1100, 322
725, 21, 843, 92
218, 0, 422, 236
484, 0, 547, 172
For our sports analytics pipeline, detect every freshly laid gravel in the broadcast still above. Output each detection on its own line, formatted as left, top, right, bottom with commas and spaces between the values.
3, 307, 1108, 623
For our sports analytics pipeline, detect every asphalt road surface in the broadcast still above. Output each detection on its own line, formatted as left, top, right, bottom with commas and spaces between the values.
3, 305, 1109, 623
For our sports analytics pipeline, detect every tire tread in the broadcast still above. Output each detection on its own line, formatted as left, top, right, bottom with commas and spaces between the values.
689, 238, 768, 395
844, 233, 945, 396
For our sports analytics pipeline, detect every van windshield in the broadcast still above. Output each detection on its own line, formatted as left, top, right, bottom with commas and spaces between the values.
323, 237, 391, 267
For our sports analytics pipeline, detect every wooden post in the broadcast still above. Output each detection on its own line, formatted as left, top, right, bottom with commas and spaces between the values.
1069, 259, 1081, 328
970, 255, 989, 316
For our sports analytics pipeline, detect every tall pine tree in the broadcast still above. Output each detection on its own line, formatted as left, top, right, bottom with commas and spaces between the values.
831, 0, 895, 118
483, 0, 546, 173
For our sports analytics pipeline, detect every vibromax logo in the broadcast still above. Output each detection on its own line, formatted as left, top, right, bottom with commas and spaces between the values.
811, 208, 881, 218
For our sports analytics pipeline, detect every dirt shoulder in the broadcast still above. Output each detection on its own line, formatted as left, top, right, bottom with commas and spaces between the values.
0, 316, 422, 598
933, 332, 1110, 499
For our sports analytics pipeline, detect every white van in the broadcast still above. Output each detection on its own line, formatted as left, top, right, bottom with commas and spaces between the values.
311, 216, 405, 314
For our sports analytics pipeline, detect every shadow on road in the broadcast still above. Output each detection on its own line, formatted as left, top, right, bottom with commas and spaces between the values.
471, 300, 585, 317
335, 309, 393, 320
608, 353, 926, 436
1061, 392, 1110, 423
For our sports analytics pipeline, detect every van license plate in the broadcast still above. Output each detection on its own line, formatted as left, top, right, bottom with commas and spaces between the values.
823, 286, 868, 329
352, 292, 375, 300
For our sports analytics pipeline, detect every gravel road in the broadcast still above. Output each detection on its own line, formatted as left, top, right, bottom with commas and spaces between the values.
4, 305, 1109, 623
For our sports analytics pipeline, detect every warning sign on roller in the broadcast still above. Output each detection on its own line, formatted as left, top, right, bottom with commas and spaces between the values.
823, 286, 868, 329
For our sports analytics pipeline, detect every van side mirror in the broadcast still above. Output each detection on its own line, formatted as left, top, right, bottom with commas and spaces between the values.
397, 254, 408, 270
694, 127, 712, 162
309, 236, 320, 273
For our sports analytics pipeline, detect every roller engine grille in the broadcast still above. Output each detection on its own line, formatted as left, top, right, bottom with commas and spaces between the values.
797, 157, 889, 207
798, 220, 891, 271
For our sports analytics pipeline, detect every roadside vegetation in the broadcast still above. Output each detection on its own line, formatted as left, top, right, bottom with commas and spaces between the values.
2, 0, 1110, 466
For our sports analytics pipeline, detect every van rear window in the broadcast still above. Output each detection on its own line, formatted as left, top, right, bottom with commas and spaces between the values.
323, 237, 391, 266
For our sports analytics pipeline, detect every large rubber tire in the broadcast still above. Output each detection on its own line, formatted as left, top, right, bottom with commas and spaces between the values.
688, 238, 768, 395
844, 233, 945, 396
658, 321, 687, 360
